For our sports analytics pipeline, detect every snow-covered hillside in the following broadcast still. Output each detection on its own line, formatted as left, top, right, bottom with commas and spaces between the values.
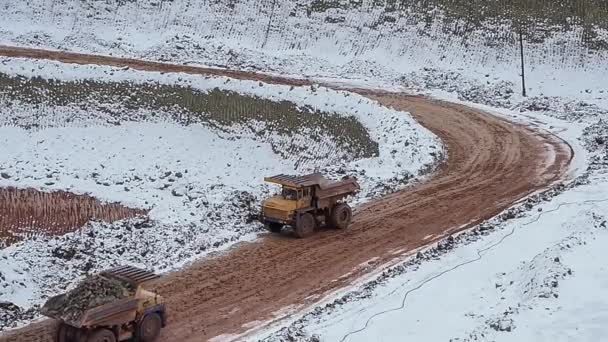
256, 74, 608, 342
253, 36, 608, 342
0, 56, 441, 330
0, 0, 606, 98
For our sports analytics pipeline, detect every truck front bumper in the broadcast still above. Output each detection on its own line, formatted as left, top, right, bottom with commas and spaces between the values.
259, 207, 293, 226
260, 215, 291, 226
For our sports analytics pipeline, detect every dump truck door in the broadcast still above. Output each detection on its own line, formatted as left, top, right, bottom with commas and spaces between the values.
297, 188, 312, 209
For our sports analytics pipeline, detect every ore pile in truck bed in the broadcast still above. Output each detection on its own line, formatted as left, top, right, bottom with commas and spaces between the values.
41, 274, 135, 325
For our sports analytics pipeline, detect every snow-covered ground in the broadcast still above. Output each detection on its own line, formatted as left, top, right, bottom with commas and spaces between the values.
251, 64, 608, 342
246, 76, 607, 340
261, 178, 608, 342
0, 57, 441, 330
253, 47, 608, 342
1, 0, 607, 339
0, 0, 606, 100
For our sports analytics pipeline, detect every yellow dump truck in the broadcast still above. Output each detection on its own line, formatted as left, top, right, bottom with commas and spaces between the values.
260, 173, 360, 238
40, 265, 166, 342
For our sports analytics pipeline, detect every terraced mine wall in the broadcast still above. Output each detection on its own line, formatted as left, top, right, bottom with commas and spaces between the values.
309, 0, 608, 45
0, 72, 378, 162
0, 187, 146, 247
2, 0, 606, 70
4, 0, 606, 52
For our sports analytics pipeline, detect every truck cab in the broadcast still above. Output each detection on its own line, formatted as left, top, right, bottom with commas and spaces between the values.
262, 185, 312, 226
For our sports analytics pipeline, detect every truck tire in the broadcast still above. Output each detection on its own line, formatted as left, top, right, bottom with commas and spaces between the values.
330, 203, 352, 229
87, 329, 116, 342
265, 222, 283, 233
294, 213, 315, 238
138, 312, 162, 342
57, 323, 68, 342
57, 324, 86, 342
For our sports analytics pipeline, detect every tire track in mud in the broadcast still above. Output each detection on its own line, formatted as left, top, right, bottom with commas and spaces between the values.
0, 46, 572, 342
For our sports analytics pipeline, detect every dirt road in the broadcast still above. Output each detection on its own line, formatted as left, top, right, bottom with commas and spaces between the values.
0, 47, 573, 342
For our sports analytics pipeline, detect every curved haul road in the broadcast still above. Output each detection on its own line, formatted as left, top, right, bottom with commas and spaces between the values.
0, 46, 572, 342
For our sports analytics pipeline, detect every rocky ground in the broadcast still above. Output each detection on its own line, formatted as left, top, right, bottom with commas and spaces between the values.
39, 274, 134, 326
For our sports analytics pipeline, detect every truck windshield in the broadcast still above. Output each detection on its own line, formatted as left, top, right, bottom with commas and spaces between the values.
282, 188, 298, 200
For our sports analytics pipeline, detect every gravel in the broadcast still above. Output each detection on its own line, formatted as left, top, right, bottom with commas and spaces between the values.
40, 274, 134, 326
0, 302, 38, 331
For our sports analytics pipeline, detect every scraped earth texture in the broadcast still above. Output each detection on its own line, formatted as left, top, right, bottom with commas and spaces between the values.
0, 187, 146, 247
0, 49, 572, 342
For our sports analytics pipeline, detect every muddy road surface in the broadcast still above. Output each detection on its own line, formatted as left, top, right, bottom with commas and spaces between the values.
0, 46, 573, 342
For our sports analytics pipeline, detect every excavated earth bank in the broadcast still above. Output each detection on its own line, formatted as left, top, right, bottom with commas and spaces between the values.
0, 187, 146, 247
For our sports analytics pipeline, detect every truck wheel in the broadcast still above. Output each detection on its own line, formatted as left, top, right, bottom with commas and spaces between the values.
330, 203, 352, 230
58, 324, 86, 342
87, 329, 115, 342
138, 312, 162, 342
294, 213, 315, 238
265, 222, 283, 233
57, 323, 68, 342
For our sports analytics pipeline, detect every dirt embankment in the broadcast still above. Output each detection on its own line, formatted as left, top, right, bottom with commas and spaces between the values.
0, 187, 146, 247
0, 46, 572, 342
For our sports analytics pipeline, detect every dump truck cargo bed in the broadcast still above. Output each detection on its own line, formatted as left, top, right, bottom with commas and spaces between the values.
42, 295, 139, 328
40, 266, 161, 328
315, 178, 359, 200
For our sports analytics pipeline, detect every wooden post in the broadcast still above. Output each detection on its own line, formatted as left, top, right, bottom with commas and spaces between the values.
519, 27, 527, 97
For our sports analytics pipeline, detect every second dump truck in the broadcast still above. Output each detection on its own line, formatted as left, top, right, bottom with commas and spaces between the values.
40, 265, 166, 342
260, 173, 360, 238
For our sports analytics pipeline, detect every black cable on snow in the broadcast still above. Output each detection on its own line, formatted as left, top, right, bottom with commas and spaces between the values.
339, 197, 608, 342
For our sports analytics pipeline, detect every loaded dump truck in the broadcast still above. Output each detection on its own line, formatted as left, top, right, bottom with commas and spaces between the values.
40, 265, 166, 342
260, 173, 360, 238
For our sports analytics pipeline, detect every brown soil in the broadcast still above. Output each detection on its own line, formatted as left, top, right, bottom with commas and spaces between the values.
0, 46, 573, 342
0, 187, 147, 247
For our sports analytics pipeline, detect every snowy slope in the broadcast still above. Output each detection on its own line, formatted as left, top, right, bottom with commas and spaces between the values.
0, 57, 441, 331
0, 57, 442, 209
274, 180, 608, 342
256, 88, 608, 341
253, 53, 608, 342
0, 0, 606, 99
